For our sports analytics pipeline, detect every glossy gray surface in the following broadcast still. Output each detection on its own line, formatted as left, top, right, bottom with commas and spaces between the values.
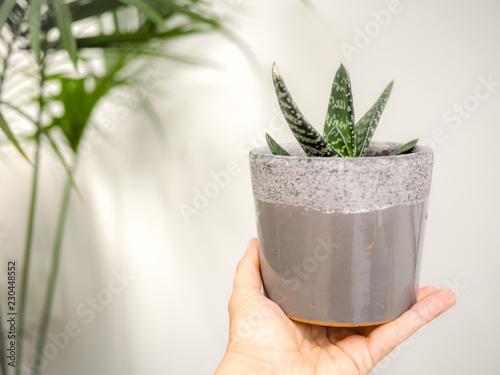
256, 199, 428, 325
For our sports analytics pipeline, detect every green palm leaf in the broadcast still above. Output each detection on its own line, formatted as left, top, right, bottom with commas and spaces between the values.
119, 0, 165, 26
72, 26, 201, 49
50, 0, 78, 67
43, 130, 82, 197
0, 0, 17, 31
42, 0, 123, 31
0, 111, 31, 163
28, 0, 43, 64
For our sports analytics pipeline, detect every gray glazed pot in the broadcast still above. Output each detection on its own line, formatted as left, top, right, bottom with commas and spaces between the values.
249, 142, 433, 327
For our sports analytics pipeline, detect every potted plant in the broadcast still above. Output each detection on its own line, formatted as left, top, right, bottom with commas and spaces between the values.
249, 63, 433, 326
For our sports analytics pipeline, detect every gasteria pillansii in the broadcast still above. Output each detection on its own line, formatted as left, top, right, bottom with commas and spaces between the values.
266, 63, 418, 158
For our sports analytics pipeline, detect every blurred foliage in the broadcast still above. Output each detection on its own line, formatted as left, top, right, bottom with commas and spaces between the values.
0, 1, 224, 375
0, 0, 222, 162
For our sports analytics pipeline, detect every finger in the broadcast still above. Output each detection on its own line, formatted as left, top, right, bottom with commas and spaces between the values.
232, 238, 262, 294
367, 288, 456, 364
340, 286, 441, 337
417, 286, 438, 301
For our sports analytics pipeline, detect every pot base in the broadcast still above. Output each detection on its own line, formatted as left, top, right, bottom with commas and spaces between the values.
287, 315, 393, 328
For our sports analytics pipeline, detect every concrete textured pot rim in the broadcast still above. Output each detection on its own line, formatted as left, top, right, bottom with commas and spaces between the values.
249, 142, 434, 214
250, 141, 431, 160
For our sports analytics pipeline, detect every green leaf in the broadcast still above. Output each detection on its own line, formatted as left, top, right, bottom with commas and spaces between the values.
42, 0, 123, 31
324, 125, 349, 156
272, 63, 340, 158
119, 0, 165, 26
324, 64, 355, 157
43, 130, 82, 197
0, 0, 17, 31
71, 26, 200, 50
166, 2, 220, 29
390, 138, 418, 156
355, 81, 393, 157
265, 133, 290, 156
50, 0, 78, 67
50, 77, 97, 152
49, 55, 128, 153
29, 0, 43, 64
0, 111, 32, 164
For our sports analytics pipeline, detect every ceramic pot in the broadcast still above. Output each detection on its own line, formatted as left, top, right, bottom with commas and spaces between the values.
249, 142, 434, 326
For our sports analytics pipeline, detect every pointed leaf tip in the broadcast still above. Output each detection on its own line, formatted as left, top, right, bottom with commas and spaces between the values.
0, 112, 32, 164
390, 138, 418, 156
50, 0, 78, 68
272, 64, 340, 157
323, 62, 355, 157
355, 80, 394, 157
266, 133, 290, 156
0, 0, 17, 32
272, 62, 280, 77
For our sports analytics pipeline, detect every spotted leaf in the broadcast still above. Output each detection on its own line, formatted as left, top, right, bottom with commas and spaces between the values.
272, 63, 341, 157
390, 138, 418, 155
324, 64, 355, 157
356, 81, 393, 157
265, 133, 290, 156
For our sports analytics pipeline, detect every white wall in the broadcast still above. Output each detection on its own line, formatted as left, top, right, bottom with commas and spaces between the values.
1, 0, 499, 374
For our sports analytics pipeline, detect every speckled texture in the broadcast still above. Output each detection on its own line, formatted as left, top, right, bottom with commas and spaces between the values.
249, 142, 433, 213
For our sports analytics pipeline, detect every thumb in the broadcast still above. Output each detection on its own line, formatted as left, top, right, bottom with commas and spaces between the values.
232, 238, 262, 294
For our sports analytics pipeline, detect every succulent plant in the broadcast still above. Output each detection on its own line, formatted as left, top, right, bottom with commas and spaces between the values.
267, 63, 418, 157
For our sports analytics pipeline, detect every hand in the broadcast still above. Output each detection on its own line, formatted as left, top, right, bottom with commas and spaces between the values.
216, 238, 456, 375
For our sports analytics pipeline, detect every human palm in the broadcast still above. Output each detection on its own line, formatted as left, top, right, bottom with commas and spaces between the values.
217, 239, 455, 375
